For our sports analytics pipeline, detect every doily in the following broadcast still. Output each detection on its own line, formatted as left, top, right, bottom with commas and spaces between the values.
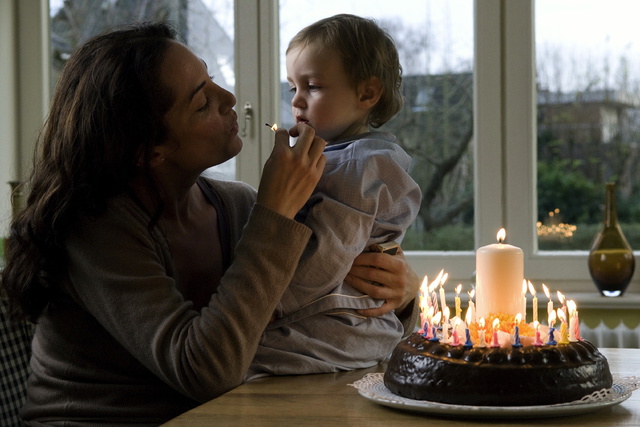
349, 373, 638, 419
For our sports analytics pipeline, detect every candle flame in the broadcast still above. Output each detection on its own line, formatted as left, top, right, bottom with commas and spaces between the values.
478, 317, 486, 329
522, 280, 527, 295
515, 313, 522, 324
567, 300, 577, 315
468, 289, 475, 299
496, 228, 506, 243
443, 306, 450, 319
455, 284, 462, 295
548, 309, 557, 326
419, 275, 429, 294
465, 306, 473, 324
492, 318, 500, 331
557, 307, 566, 323
556, 291, 565, 304
432, 311, 442, 325
533, 320, 540, 330
527, 280, 536, 296
542, 283, 551, 300
430, 269, 444, 291
441, 272, 449, 286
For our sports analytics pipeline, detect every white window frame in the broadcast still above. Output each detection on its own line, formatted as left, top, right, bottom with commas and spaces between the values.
4, 0, 638, 303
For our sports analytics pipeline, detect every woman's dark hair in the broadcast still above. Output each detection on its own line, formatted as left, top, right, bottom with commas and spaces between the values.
1, 22, 177, 321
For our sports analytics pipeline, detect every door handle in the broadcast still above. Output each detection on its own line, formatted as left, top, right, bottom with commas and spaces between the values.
241, 102, 253, 137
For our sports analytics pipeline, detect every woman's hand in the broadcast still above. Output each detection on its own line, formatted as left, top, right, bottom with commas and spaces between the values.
257, 124, 326, 219
345, 247, 420, 317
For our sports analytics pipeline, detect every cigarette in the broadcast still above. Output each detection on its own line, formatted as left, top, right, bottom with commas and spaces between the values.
265, 123, 278, 131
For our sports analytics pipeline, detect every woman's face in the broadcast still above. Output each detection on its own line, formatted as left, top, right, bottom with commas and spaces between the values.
158, 41, 242, 174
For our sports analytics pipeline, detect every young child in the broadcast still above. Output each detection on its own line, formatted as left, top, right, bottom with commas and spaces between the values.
247, 14, 421, 379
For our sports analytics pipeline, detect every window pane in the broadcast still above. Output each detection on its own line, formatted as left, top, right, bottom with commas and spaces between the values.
279, 0, 475, 250
49, 0, 236, 179
535, 0, 640, 250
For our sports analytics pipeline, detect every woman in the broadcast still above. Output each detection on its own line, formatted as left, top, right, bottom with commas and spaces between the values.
1, 22, 417, 425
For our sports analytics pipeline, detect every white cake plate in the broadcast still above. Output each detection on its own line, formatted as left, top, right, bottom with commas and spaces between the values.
350, 373, 638, 419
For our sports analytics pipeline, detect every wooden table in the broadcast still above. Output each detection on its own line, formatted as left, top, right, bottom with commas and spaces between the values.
163, 348, 639, 426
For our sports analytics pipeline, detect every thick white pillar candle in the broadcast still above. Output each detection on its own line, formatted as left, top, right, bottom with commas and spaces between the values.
475, 229, 524, 319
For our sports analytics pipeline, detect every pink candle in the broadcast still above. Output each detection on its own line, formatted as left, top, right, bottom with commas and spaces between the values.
533, 321, 543, 346
476, 229, 524, 318
490, 318, 500, 347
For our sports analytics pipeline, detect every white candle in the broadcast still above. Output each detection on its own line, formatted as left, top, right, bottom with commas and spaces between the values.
567, 300, 578, 342
477, 317, 487, 348
442, 306, 450, 343
467, 290, 476, 324
542, 284, 553, 317
521, 280, 528, 323
528, 281, 538, 323
476, 229, 524, 319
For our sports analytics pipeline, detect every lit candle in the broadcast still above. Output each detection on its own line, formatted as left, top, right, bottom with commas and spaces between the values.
439, 284, 446, 318
557, 291, 567, 325
574, 310, 582, 341
451, 319, 461, 346
429, 312, 442, 342
477, 317, 487, 348
423, 306, 434, 338
513, 313, 523, 347
567, 300, 578, 342
468, 290, 476, 324
533, 321, 544, 346
455, 284, 462, 319
542, 284, 553, 318
521, 281, 528, 323
557, 309, 569, 344
464, 309, 474, 348
491, 318, 501, 347
418, 276, 431, 334
441, 306, 450, 343
429, 271, 443, 314
546, 310, 557, 345
528, 281, 538, 323
476, 229, 524, 319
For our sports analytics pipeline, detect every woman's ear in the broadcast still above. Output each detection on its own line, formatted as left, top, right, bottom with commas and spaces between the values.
149, 146, 168, 168
358, 76, 383, 109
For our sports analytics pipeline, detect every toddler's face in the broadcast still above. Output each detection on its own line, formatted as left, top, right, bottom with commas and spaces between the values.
286, 44, 371, 143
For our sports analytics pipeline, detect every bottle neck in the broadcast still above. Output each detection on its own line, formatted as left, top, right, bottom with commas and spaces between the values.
605, 183, 618, 228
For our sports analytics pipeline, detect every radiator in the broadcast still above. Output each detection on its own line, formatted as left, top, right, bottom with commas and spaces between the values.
580, 321, 640, 348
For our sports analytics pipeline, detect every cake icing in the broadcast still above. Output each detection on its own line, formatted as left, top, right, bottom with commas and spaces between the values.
384, 332, 613, 406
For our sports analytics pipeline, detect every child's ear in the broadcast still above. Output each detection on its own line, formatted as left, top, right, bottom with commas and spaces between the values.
358, 76, 383, 108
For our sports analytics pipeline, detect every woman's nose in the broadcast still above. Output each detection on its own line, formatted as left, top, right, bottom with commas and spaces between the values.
217, 84, 236, 110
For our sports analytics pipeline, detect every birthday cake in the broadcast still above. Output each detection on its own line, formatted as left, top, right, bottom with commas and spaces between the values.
383, 332, 613, 406
384, 229, 614, 406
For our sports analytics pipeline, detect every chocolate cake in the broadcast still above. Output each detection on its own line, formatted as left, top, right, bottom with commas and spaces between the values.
384, 333, 613, 406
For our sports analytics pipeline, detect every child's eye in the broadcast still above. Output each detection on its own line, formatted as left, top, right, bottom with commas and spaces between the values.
308, 85, 321, 91
288, 86, 296, 93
